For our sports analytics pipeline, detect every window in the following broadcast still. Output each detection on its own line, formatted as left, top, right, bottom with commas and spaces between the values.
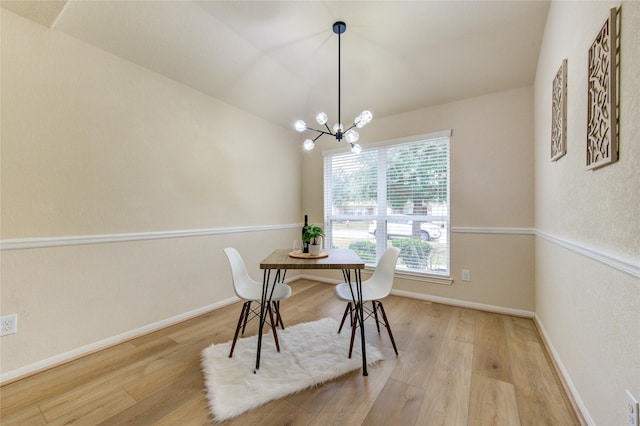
324, 131, 450, 277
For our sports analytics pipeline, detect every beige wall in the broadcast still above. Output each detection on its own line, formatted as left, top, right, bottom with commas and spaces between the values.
0, 11, 302, 376
534, 1, 640, 424
302, 87, 536, 312
1, 11, 300, 237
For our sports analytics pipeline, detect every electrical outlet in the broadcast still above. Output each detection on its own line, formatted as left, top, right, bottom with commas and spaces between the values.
1, 314, 18, 336
627, 389, 639, 426
462, 269, 471, 281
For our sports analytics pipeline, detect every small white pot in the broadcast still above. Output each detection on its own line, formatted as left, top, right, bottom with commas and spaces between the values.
309, 243, 322, 256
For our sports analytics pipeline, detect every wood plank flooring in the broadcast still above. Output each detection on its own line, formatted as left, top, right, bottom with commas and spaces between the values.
0, 280, 580, 425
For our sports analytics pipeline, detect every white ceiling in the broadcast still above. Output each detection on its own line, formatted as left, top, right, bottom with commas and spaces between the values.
2, 0, 550, 129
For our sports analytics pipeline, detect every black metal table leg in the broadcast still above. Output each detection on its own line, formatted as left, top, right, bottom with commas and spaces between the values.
255, 269, 270, 372
255, 268, 281, 373
355, 268, 367, 376
344, 268, 367, 376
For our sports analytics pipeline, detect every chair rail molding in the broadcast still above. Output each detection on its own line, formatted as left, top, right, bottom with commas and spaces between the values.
452, 227, 638, 278
2, 225, 636, 278
535, 230, 639, 279
0, 224, 300, 251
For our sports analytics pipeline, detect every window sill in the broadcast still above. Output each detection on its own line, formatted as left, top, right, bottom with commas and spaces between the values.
364, 266, 453, 285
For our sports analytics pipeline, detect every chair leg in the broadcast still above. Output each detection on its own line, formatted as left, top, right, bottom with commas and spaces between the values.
273, 301, 279, 327
349, 303, 354, 327
338, 302, 352, 333
348, 303, 360, 358
273, 301, 285, 329
229, 301, 250, 358
372, 301, 381, 333
376, 301, 399, 356
267, 303, 280, 352
241, 301, 251, 335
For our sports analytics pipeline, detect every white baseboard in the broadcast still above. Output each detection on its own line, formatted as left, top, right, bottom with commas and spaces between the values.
391, 288, 535, 318
0, 273, 310, 384
0, 296, 239, 384
297, 274, 534, 318
534, 314, 593, 425
0, 273, 311, 384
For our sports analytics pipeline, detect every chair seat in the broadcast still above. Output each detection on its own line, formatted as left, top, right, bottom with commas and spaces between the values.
260, 282, 292, 302
238, 280, 292, 302
334, 282, 383, 302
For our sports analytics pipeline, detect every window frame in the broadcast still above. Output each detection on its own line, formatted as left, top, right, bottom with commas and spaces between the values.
323, 130, 451, 282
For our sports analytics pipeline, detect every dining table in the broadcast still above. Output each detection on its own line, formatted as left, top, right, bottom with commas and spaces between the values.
257, 248, 369, 375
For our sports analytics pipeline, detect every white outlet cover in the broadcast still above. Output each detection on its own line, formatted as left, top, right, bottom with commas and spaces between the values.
0, 314, 18, 336
627, 389, 639, 426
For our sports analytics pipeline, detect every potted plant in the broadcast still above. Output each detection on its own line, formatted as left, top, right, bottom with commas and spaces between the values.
303, 224, 325, 255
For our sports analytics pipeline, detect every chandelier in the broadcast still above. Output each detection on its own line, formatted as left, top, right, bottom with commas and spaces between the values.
294, 21, 372, 154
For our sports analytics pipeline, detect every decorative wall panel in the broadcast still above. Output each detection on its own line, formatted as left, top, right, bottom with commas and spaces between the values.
551, 59, 567, 161
586, 8, 618, 170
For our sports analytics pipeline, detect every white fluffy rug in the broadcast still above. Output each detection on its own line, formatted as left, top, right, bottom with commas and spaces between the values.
201, 317, 384, 422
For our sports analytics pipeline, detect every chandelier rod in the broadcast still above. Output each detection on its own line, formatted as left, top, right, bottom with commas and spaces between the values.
338, 22, 341, 135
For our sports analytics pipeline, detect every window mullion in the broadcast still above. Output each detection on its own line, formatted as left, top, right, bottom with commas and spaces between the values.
323, 156, 332, 244
376, 148, 387, 260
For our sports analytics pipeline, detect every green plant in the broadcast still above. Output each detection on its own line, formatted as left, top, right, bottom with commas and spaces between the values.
348, 240, 377, 264
302, 224, 325, 245
391, 238, 432, 269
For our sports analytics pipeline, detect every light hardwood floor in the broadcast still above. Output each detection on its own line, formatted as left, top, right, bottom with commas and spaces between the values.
1, 280, 580, 425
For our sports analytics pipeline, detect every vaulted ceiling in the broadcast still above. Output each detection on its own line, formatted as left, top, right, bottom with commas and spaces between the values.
2, 0, 550, 129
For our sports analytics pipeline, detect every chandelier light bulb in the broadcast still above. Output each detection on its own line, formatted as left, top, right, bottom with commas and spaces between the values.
303, 139, 315, 151
316, 112, 328, 125
344, 129, 359, 143
332, 123, 344, 133
354, 110, 373, 128
350, 143, 362, 154
294, 120, 307, 132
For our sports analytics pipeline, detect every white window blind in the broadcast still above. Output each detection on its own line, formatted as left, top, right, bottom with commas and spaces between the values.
324, 132, 450, 276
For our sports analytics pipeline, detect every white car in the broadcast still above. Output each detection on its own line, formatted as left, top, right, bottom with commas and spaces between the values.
368, 221, 441, 241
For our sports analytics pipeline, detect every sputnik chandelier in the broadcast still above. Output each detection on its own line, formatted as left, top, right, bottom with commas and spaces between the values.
294, 21, 372, 154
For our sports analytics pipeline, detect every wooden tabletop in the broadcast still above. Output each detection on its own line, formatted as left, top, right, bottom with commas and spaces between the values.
260, 248, 364, 270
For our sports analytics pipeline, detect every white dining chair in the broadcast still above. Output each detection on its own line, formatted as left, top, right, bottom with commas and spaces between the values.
223, 247, 292, 358
334, 247, 400, 357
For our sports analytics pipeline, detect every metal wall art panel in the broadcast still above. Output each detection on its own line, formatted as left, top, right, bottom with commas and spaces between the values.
551, 59, 567, 161
586, 7, 619, 170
